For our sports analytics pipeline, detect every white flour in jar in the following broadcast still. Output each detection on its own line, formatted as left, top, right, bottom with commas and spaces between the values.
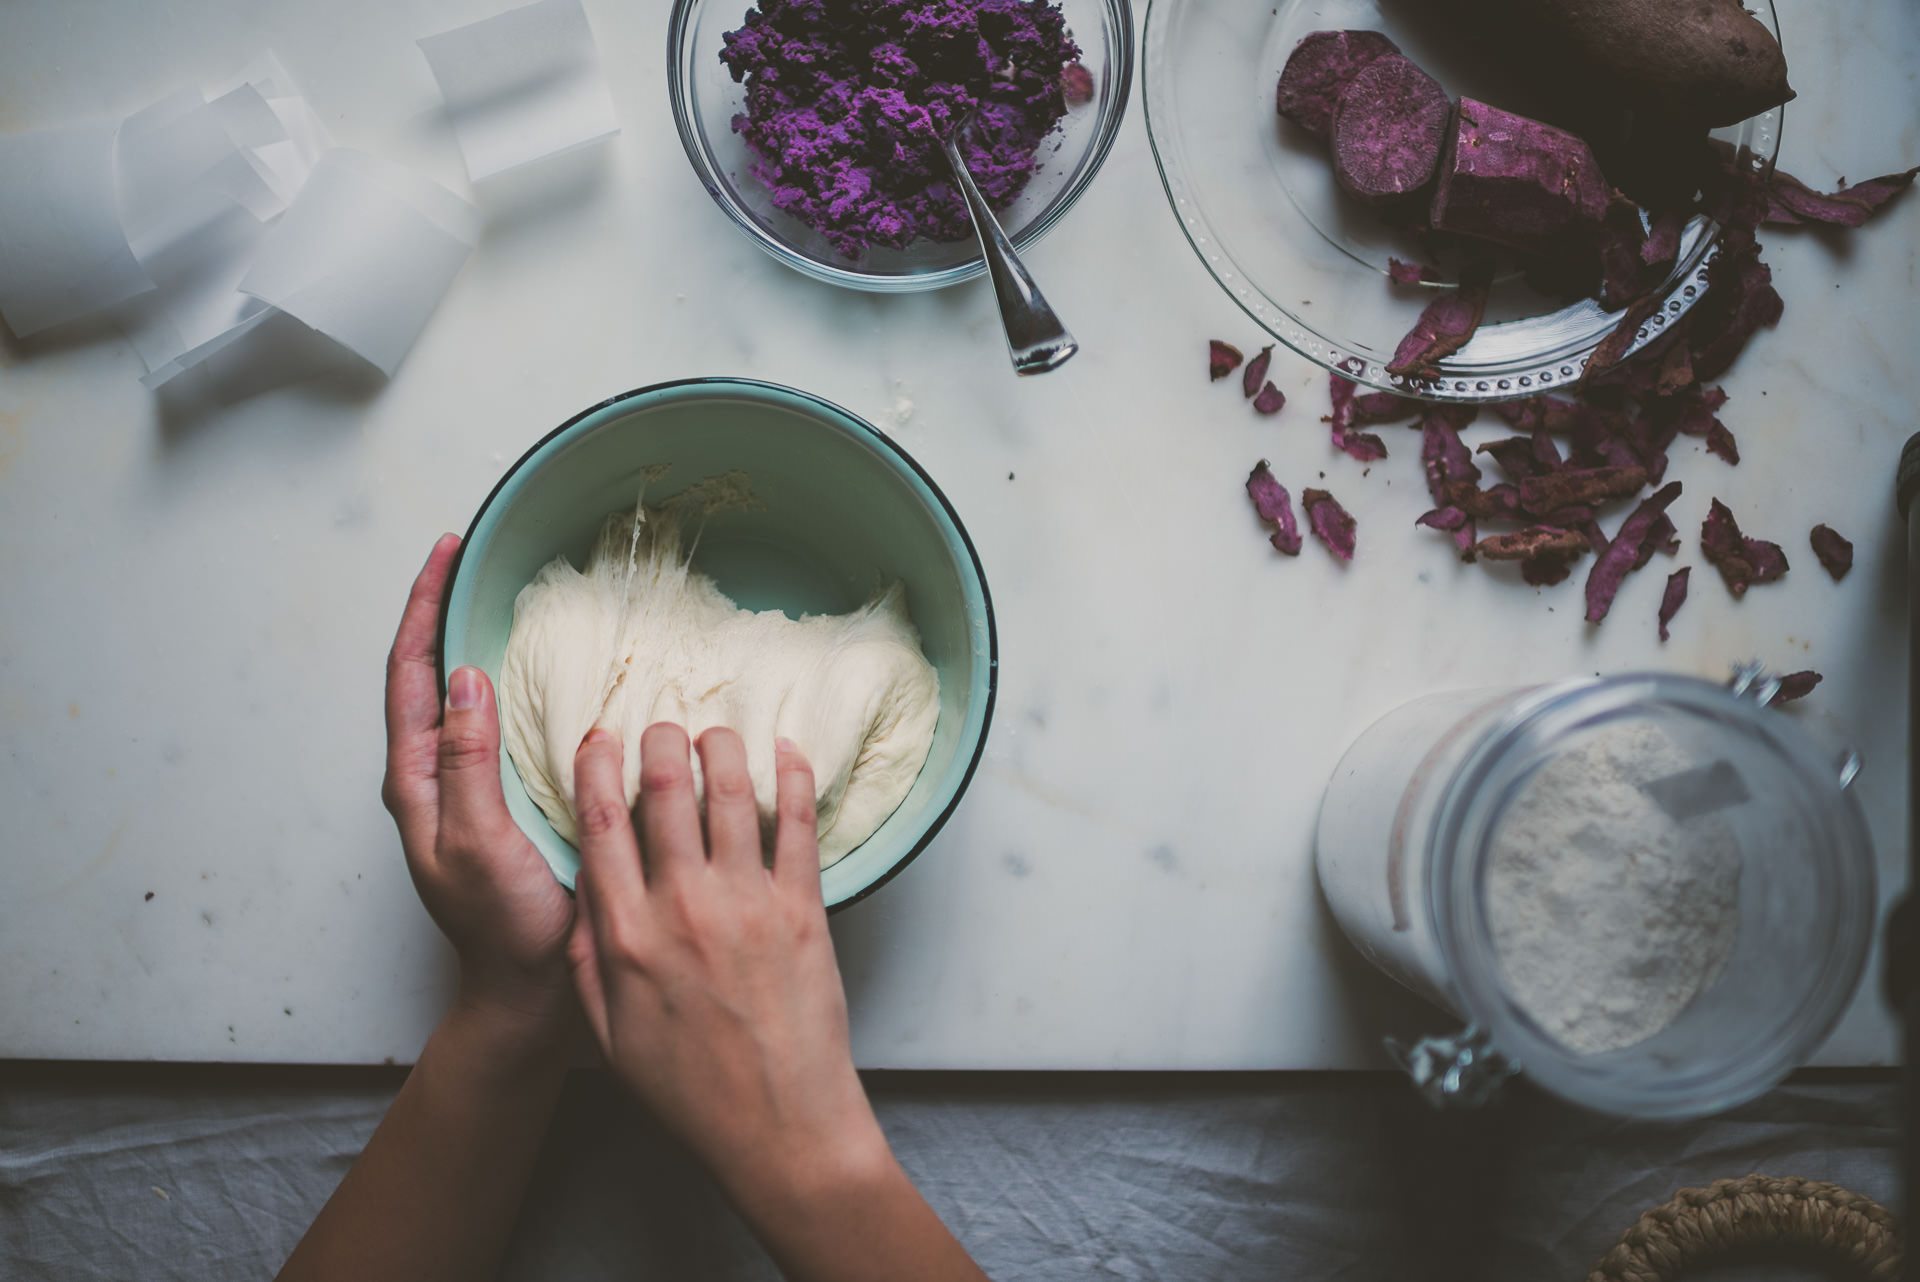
1485, 720, 1742, 1056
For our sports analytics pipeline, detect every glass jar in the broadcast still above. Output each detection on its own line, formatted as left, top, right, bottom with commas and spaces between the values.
1315, 671, 1875, 1118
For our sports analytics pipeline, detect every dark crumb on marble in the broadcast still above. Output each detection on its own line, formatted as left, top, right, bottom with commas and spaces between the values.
284, 1008, 293, 1016
384, 1056, 396, 1066
144, 891, 154, 901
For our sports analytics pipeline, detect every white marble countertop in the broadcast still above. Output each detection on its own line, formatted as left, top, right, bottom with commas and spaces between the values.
0, 0, 1914, 1068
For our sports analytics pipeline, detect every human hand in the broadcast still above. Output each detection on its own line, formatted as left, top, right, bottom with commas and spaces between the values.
383, 535, 576, 1041
567, 723, 891, 1205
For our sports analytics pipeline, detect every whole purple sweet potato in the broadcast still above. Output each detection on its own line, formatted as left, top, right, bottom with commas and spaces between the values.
1433, 0, 1792, 127
1276, 29, 1402, 139
1330, 56, 1452, 206
1429, 99, 1609, 255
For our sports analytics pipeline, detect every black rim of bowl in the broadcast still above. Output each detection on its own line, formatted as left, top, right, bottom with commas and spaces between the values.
434, 376, 1000, 914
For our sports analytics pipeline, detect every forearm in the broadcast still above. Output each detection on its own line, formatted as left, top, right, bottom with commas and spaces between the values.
723, 1112, 991, 1282
276, 992, 572, 1282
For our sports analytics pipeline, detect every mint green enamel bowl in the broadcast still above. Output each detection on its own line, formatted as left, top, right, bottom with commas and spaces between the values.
438, 378, 997, 910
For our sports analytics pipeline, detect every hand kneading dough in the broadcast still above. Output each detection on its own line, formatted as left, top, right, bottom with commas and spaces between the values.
498, 504, 941, 868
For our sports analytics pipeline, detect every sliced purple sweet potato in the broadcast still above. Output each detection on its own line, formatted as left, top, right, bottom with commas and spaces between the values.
1388, 258, 1440, 285
1246, 460, 1303, 555
1641, 208, 1684, 270
1276, 29, 1402, 139
1478, 436, 1549, 482
1700, 497, 1788, 595
1209, 340, 1243, 381
1582, 291, 1662, 387
1657, 566, 1690, 641
1429, 99, 1610, 256
1810, 524, 1853, 581
1522, 552, 1581, 586
1243, 345, 1273, 399
1330, 56, 1453, 206
1584, 480, 1682, 623
1770, 670, 1822, 704
1351, 390, 1421, 425
1253, 383, 1288, 415
1763, 164, 1919, 228
1387, 272, 1490, 378
1301, 488, 1357, 561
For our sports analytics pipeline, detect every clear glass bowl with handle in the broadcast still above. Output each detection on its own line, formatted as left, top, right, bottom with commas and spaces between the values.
1142, 0, 1785, 399
668, 0, 1133, 292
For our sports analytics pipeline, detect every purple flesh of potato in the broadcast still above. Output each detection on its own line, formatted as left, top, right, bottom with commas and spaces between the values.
1584, 480, 1683, 623
1429, 98, 1610, 256
1658, 566, 1690, 641
1275, 29, 1402, 138
1387, 273, 1491, 379
1770, 670, 1822, 704
1301, 488, 1357, 561
1245, 460, 1303, 555
1763, 164, 1919, 228
1700, 497, 1788, 595
1209, 340, 1243, 381
1243, 345, 1273, 399
1388, 258, 1440, 284
1253, 383, 1287, 415
1352, 390, 1420, 425
1330, 56, 1452, 205
1810, 524, 1853, 581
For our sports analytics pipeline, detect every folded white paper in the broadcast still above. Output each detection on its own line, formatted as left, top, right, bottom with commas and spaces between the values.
0, 123, 155, 337
238, 149, 481, 376
116, 57, 335, 386
418, 0, 619, 182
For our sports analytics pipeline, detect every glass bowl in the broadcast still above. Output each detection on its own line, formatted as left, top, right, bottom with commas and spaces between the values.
1142, 0, 1784, 400
668, 0, 1134, 292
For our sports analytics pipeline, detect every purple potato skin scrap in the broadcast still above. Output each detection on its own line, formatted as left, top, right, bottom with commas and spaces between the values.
1275, 29, 1402, 138
1658, 566, 1689, 641
1388, 258, 1440, 284
1330, 56, 1453, 206
1246, 460, 1303, 555
1810, 524, 1854, 581
1301, 488, 1357, 561
1209, 340, 1244, 380
1700, 497, 1788, 595
1243, 345, 1273, 399
1387, 274, 1491, 378
1764, 165, 1919, 228
1430, 98, 1610, 256
1253, 383, 1287, 415
1770, 670, 1822, 704
1584, 480, 1682, 624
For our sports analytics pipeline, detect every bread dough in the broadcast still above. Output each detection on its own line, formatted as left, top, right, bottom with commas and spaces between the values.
498, 501, 941, 868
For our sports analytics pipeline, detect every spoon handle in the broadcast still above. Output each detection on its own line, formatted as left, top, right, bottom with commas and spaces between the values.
941, 135, 1078, 376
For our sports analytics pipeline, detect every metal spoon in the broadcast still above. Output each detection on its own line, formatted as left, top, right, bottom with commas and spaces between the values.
938, 127, 1077, 376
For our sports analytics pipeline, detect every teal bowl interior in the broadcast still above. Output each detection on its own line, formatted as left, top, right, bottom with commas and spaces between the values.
438, 378, 997, 910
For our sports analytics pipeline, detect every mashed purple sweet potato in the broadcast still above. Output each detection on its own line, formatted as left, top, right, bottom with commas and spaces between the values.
720, 0, 1079, 259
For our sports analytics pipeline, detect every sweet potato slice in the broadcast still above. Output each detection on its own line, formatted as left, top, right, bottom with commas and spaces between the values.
1275, 29, 1402, 139
1330, 56, 1452, 206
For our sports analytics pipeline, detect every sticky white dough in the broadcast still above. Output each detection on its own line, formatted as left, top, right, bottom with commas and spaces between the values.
498, 503, 941, 868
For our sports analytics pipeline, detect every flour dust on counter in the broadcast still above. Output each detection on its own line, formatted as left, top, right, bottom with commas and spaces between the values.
498, 487, 940, 868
